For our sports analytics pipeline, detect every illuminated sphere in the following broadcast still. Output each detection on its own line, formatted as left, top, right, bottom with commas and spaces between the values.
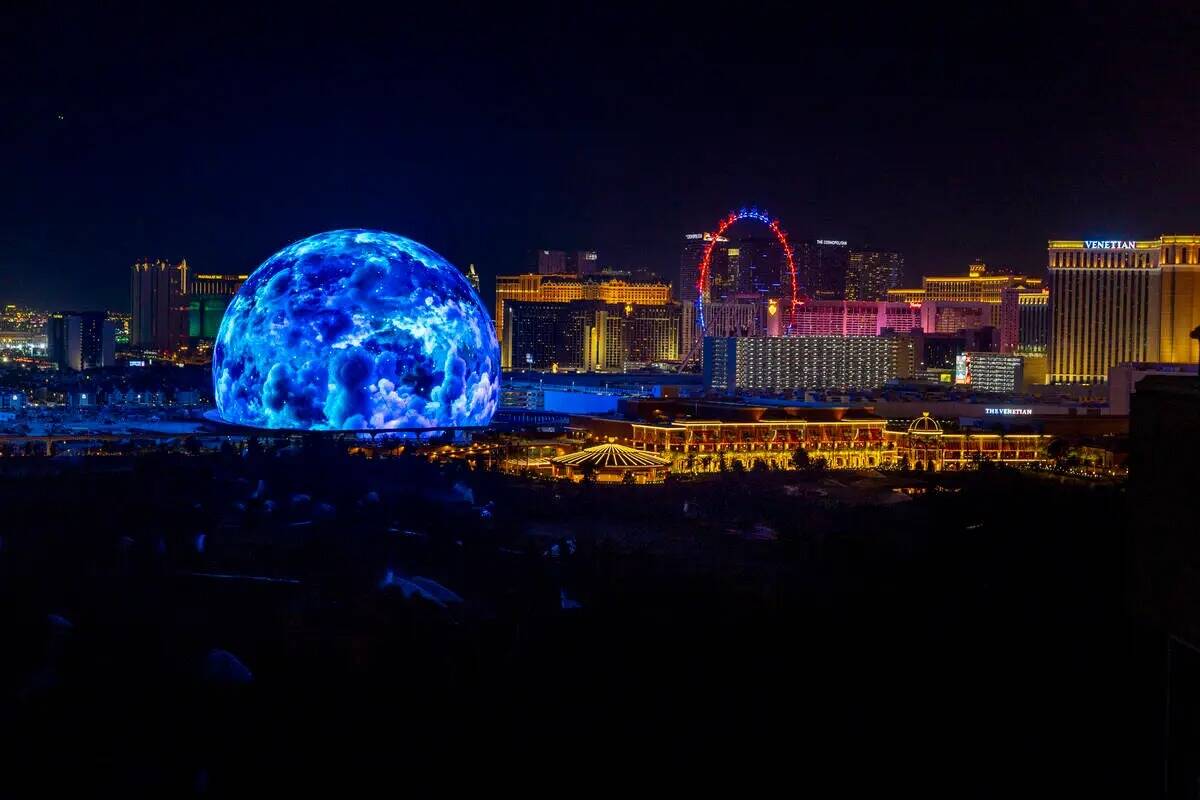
213, 229, 500, 430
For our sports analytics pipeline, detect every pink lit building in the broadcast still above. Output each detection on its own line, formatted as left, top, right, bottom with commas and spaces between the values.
788, 300, 922, 337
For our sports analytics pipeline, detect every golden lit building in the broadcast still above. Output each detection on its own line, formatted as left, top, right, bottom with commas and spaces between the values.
1159, 235, 1200, 364
190, 273, 248, 296
504, 300, 681, 371
890, 413, 1049, 471
494, 274, 670, 364
628, 416, 888, 470
886, 288, 926, 304
890, 262, 1043, 328
570, 409, 1053, 472
1002, 288, 1050, 354
1047, 239, 1162, 383
922, 260, 1043, 304
550, 442, 672, 483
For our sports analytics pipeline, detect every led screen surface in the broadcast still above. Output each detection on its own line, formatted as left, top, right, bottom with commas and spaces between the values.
954, 353, 971, 385
213, 229, 500, 430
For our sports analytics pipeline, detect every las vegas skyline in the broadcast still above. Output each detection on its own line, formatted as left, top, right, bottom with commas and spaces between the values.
3, 4, 1199, 310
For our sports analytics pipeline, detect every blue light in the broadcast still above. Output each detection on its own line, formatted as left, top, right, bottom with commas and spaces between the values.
212, 229, 500, 430
734, 207, 771, 225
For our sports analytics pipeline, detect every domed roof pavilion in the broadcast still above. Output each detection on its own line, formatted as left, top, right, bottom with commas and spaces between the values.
550, 443, 671, 483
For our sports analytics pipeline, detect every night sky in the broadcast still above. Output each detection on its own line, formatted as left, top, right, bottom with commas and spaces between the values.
3, 3, 1198, 310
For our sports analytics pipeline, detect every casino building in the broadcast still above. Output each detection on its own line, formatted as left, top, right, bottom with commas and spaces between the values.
1159, 235, 1200, 364
504, 299, 682, 372
788, 300, 921, 337
566, 401, 1054, 472
1047, 236, 1200, 383
888, 261, 1043, 325
494, 273, 671, 366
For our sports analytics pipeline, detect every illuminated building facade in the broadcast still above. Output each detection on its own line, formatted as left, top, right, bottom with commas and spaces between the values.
185, 273, 246, 345
630, 416, 889, 469
704, 334, 913, 393
1047, 239, 1161, 383
700, 300, 765, 338
465, 263, 480, 292
888, 413, 1049, 471
504, 300, 681, 371
46, 312, 115, 370
920, 261, 1042, 304
550, 443, 672, 483
494, 274, 671, 363
954, 351, 1024, 393
78, 312, 116, 369
999, 287, 1050, 354
570, 409, 1053, 472
680, 233, 729, 304
732, 234, 785, 299
796, 239, 850, 299
680, 234, 710, 303
190, 273, 246, 296
1159, 235, 1200, 364
617, 302, 683, 365
891, 262, 1044, 328
887, 288, 926, 304
1020, 290, 1050, 352
913, 331, 968, 370
789, 300, 921, 337
130, 258, 188, 351
845, 248, 903, 301
107, 311, 131, 346
188, 297, 230, 339
919, 301, 993, 334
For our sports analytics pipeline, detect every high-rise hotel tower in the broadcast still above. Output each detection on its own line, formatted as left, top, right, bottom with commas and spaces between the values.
130, 258, 189, 352
1047, 240, 1159, 383
1047, 237, 1200, 384
1159, 235, 1200, 364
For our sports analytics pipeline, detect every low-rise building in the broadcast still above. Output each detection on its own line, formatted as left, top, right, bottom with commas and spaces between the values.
567, 403, 1054, 472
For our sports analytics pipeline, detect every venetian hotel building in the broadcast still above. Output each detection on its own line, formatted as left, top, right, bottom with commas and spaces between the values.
1048, 237, 1200, 384
1159, 235, 1200, 364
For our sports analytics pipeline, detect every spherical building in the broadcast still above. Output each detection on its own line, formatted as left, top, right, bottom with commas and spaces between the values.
213, 229, 500, 431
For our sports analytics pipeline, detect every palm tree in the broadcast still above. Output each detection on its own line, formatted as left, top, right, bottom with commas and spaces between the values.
790, 445, 810, 471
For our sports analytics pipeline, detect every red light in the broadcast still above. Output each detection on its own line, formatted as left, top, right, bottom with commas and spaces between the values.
697, 209, 799, 317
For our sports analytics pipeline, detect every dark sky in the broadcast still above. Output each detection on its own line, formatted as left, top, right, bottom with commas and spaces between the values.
3, 2, 1198, 310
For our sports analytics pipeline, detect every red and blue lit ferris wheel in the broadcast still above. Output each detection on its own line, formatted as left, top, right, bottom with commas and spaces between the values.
695, 206, 799, 329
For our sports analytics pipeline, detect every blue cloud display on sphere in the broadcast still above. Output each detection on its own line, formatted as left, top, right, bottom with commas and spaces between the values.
213, 229, 500, 430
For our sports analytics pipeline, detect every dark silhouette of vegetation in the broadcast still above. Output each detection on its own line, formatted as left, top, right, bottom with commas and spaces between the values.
790, 445, 810, 470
